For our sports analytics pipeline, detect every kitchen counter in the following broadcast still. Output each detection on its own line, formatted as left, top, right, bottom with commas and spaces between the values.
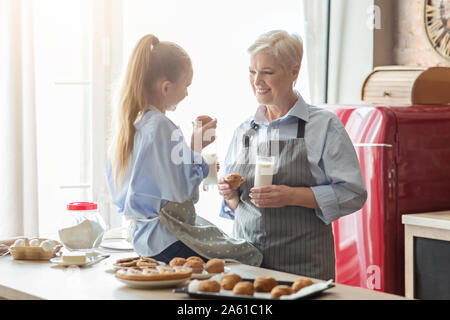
0, 250, 407, 300
402, 210, 450, 299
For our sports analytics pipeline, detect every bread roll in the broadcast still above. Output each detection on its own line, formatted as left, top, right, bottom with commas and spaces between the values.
270, 285, 293, 299
169, 257, 187, 267
183, 259, 204, 274
221, 274, 242, 290
198, 280, 221, 293
232, 281, 255, 296
292, 277, 313, 292
205, 258, 225, 273
253, 276, 278, 293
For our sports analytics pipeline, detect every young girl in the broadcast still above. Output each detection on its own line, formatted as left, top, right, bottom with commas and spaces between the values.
106, 34, 262, 266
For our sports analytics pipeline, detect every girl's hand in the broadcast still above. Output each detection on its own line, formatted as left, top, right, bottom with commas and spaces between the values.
191, 116, 217, 153
218, 177, 244, 210
249, 185, 294, 208
218, 177, 241, 200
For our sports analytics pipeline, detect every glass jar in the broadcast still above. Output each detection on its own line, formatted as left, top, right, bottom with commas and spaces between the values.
58, 202, 106, 251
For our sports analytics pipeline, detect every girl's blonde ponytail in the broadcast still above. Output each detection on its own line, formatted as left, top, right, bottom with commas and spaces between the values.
111, 34, 191, 185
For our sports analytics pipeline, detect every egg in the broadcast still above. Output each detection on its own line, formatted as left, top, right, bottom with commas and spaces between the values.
12, 239, 26, 247
29, 239, 41, 247
40, 240, 55, 251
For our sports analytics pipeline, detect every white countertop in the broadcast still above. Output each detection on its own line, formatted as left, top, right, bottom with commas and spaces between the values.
0, 250, 406, 300
402, 210, 450, 231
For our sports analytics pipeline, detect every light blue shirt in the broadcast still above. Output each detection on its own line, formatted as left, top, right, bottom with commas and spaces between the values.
220, 91, 367, 225
106, 110, 209, 257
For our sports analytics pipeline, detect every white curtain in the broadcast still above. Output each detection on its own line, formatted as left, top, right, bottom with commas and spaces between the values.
0, 0, 39, 238
303, 0, 328, 105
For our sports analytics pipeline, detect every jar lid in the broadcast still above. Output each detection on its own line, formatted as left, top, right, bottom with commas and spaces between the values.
67, 202, 98, 211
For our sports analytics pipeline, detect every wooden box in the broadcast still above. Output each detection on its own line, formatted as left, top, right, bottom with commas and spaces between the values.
361, 66, 450, 105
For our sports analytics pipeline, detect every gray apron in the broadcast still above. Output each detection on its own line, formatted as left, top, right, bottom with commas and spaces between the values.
229, 119, 335, 280
129, 200, 263, 267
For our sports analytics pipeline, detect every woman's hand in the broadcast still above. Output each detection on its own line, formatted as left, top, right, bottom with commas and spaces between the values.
218, 177, 244, 210
191, 115, 217, 153
250, 185, 294, 208
250, 185, 319, 209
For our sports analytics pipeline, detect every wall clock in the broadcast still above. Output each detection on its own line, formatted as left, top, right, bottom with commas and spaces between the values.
424, 0, 450, 61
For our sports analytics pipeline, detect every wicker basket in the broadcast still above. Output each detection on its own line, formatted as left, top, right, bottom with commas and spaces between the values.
9, 238, 62, 261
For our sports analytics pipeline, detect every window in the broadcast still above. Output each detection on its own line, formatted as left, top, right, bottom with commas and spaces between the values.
33, 0, 116, 239
121, 0, 309, 235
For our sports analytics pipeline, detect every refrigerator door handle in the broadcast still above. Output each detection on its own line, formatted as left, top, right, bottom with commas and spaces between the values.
353, 143, 393, 148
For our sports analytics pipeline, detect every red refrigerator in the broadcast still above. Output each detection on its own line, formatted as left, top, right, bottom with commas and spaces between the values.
321, 104, 450, 296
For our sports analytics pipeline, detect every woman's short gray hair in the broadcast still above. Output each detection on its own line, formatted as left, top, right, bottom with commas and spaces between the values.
248, 30, 303, 70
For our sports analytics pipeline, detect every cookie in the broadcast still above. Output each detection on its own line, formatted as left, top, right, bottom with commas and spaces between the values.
140, 256, 158, 264
115, 256, 140, 267
115, 256, 159, 268
136, 260, 158, 267
115, 266, 192, 281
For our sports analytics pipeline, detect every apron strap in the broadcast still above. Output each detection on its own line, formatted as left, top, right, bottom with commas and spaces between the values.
243, 118, 306, 147
297, 118, 306, 139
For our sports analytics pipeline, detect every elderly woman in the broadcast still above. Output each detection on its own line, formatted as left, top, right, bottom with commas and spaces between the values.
218, 30, 367, 280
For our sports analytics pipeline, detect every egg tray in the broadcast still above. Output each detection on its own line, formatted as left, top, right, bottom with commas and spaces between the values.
9, 238, 62, 261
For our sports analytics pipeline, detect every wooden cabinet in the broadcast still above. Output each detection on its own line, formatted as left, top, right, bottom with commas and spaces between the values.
362, 66, 450, 105
402, 211, 450, 300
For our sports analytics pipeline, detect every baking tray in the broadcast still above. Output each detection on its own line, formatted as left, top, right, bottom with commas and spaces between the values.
173, 278, 334, 300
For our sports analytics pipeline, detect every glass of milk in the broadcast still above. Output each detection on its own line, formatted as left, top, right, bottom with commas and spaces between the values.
202, 152, 218, 190
254, 155, 276, 187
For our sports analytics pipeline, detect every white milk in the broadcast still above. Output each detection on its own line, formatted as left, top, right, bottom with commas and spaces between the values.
254, 156, 275, 187
202, 153, 218, 186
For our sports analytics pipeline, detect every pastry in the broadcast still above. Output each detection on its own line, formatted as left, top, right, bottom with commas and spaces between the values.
183, 259, 204, 274
232, 281, 255, 296
115, 266, 192, 281
221, 274, 242, 290
270, 285, 294, 299
291, 277, 313, 292
169, 257, 187, 267
225, 174, 245, 188
205, 258, 225, 273
198, 280, 221, 293
253, 276, 278, 293
186, 256, 205, 264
